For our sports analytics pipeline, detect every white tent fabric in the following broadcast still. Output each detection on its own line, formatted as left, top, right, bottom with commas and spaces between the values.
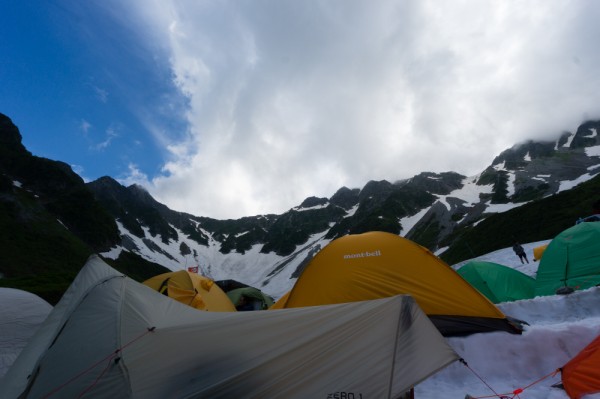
0, 255, 458, 399
0, 288, 52, 379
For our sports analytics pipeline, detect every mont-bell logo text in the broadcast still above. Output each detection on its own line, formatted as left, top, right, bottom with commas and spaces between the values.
342, 250, 382, 259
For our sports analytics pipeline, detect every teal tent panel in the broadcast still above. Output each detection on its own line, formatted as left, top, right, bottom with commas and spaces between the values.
458, 261, 535, 303
457, 264, 500, 303
535, 222, 600, 296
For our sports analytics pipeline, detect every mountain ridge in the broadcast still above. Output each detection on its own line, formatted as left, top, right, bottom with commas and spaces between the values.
1, 111, 599, 302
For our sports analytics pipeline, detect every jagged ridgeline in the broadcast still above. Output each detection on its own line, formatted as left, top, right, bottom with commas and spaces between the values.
1, 111, 599, 303
0, 114, 169, 303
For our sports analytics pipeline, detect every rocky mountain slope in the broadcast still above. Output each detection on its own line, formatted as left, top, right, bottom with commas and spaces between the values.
1, 111, 599, 302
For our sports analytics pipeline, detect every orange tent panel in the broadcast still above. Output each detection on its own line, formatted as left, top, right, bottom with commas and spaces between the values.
562, 334, 600, 399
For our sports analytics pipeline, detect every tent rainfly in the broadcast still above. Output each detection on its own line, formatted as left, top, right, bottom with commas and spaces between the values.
533, 244, 549, 262
535, 222, 600, 296
143, 270, 236, 312
0, 255, 459, 399
561, 334, 600, 399
272, 231, 523, 336
226, 287, 274, 311
215, 279, 275, 310
0, 288, 52, 379
457, 261, 536, 303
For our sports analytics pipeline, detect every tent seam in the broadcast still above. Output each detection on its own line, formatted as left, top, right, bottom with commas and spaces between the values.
116, 277, 134, 397
387, 296, 404, 399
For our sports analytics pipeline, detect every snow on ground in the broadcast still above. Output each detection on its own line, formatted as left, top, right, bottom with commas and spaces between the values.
451, 240, 551, 277
418, 286, 600, 399
416, 244, 600, 399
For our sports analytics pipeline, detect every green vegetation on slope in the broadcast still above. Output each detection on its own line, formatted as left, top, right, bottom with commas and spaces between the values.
103, 251, 171, 283
0, 181, 91, 303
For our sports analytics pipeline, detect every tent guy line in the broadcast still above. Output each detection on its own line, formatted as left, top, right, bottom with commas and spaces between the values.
41, 326, 157, 399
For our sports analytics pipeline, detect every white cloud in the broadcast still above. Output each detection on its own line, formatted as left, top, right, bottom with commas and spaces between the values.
118, 163, 152, 188
80, 119, 92, 135
94, 126, 119, 151
71, 164, 87, 181
126, 0, 600, 218
93, 85, 108, 103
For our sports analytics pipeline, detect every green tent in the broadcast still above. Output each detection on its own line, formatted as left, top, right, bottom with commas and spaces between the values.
457, 261, 535, 303
535, 222, 600, 296
227, 287, 274, 311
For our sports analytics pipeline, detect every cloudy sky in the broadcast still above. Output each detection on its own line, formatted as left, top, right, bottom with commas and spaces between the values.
2, 1, 600, 219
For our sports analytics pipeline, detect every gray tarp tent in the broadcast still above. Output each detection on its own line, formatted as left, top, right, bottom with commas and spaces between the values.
0, 255, 458, 398
0, 288, 52, 379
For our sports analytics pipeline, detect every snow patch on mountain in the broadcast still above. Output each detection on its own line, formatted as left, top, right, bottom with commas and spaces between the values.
507, 171, 516, 196
532, 175, 549, 182
485, 201, 523, 213
583, 127, 598, 138
399, 207, 430, 235
586, 145, 600, 157
101, 219, 334, 300
562, 132, 576, 148
293, 203, 328, 212
558, 173, 599, 192
494, 161, 506, 170
344, 204, 359, 218
445, 175, 493, 206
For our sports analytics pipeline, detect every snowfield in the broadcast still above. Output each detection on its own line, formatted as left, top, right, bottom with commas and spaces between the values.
417, 243, 600, 399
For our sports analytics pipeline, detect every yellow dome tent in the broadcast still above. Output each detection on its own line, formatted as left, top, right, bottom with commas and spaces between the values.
533, 243, 549, 262
143, 270, 235, 312
272, 231, 523, 336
